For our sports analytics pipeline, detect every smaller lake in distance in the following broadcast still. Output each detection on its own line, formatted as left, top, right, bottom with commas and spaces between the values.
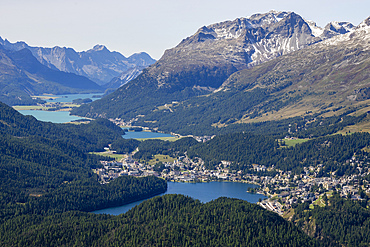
18, 110, 84, 123
122, 130, 174, 139
18, 93, 104, 123
93, 181, 266, 215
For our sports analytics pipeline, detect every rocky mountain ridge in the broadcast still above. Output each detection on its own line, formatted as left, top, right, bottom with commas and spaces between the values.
154, 11, 355, 79
131, 15, 369, 135
72, 10, 361, 124
0, 39, 156, 85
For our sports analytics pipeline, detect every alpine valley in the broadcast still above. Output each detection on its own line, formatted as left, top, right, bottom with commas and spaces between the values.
2, 10, 370, 247
72, 11, 370, 136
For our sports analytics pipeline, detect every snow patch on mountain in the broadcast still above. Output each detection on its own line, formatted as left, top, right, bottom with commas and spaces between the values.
357, 16, 370, 29
320, 17, 369, 49
306, 20, 324, 37
119, 67, 142, 83
91, 44, 108, 52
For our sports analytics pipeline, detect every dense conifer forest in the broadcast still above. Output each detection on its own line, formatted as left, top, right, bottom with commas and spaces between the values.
293, 193, 370, 246
0, 195, 322, 247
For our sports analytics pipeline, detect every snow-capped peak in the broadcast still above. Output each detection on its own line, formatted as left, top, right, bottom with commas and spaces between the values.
268, 10, 289, 22
320, 17, 370, 48
357, 16, 370, 29
325, 21, 355, 34
205, 11, 292, 41
92, 44, 108, 52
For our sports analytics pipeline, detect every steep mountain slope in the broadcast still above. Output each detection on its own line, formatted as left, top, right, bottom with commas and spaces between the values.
306, 20, 355, 38
104, 66, 144, 89
0, 46, 41, 105
103, 52, 159, 89
0, 46, 102, 105
72, 11, 354, 121
0, 39, 156, 85
134, 17, 370, 135
218, 17, 370, 118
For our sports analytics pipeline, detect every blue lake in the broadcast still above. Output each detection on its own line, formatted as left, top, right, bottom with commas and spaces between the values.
93, 181, 266, 215
18, 93, 104, 123
122, 130, 174, 139
18, 110, 84, 123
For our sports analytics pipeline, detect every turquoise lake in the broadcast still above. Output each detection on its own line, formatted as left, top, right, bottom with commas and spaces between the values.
93, 181, 266, 215
18, 93, 103, 123
18, 110, 85, 123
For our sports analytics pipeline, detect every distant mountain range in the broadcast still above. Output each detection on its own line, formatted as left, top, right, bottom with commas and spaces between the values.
0, 37, 156, 105
0, 38, 156, 85
0, 45, 102, 105
72, 11, 369, 136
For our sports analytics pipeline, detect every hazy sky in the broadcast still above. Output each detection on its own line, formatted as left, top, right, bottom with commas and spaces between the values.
0, 0, 369, 59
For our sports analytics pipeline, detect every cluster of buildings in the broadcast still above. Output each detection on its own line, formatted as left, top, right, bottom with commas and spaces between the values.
108, 118, 139, 127
94, 147, 370, 216
95, 156, 244, 183
256, 155, 370, 214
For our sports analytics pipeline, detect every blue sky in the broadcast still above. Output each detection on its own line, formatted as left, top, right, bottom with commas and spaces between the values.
0, 0, 368, 59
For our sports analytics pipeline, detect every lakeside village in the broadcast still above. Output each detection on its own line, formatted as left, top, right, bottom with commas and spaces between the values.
95, 138, 370, 216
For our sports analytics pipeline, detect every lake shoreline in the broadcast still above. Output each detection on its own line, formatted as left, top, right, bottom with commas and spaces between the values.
92, 181, 266, 215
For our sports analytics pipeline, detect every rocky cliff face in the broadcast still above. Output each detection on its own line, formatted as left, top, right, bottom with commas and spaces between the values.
0, 40, 156, 85
145, 11, 353, 89
104, 67, 144, 89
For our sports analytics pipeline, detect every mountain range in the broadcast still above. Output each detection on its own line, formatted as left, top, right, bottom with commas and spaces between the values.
72, 11, 369, 136
0, 37, 157, 105
0, 38, 156, 85
0, 45, 103, 105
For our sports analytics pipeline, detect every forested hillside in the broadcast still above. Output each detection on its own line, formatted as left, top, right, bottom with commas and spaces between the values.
293, 193, 370, 246
0, 195, 322, 247
189, 132, 370, 175
0, 101, 125, 152
130, 131, 370, 176
0, 101, 167, 236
